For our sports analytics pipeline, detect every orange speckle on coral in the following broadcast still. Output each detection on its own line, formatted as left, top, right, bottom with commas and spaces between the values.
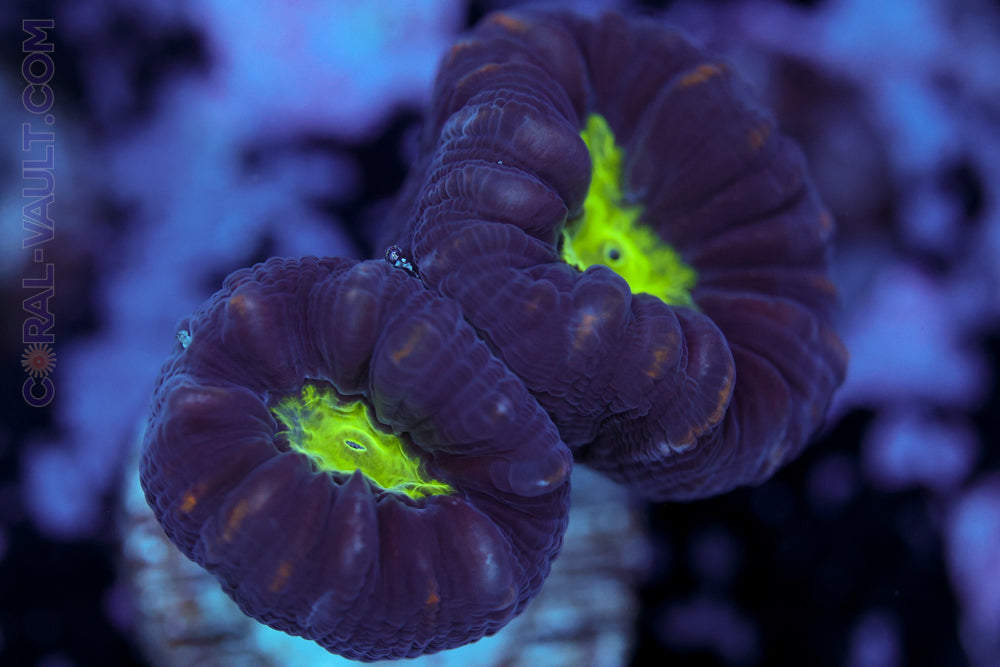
269, 561, 294, 592
180, 492, 198, 513
678, 63, 725, 89
712, 375, 734, 423
544, 458, 570, 485
425, 591, 440, 607
521, 286, 555, 317
818, 210, 834, 235
444, 40, 472, 66
456, 63, 502, 91
825, 327, 850, 367
222, 498, 251, 543
747, 123, 770, 151
391, 325, 428, 364
572, 313, 599, 350
645, 347, 673, 379
489, 13, 529, 33
228, 293, 248, 313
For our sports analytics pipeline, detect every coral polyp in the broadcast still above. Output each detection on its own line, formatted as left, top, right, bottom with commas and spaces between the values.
140, 7, 845, 661
561, 114, 698, 309
386, 8, 847, 500
271, 384, 453, 500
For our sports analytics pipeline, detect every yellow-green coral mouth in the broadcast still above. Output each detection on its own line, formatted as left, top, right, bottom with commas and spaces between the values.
561, 114, 697, 308
272, 384, 452, 500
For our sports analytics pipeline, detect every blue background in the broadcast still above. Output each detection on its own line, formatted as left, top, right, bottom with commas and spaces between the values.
2, 0, 1000, 665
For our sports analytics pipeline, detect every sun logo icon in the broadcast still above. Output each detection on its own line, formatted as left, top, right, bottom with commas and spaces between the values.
22, 343, 57, 378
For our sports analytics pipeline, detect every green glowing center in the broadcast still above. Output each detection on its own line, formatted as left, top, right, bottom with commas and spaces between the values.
561, 114, 697, 308
271, 384, 452, 500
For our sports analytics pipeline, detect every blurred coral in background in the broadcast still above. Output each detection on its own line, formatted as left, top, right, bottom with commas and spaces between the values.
2, 0, 999, 665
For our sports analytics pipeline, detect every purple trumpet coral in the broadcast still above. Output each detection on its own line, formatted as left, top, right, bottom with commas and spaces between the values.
140, 8, 846, 660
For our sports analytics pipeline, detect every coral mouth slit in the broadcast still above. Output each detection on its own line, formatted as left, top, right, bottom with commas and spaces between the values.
271, 383, 453, 500
560, 113, 698, 309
